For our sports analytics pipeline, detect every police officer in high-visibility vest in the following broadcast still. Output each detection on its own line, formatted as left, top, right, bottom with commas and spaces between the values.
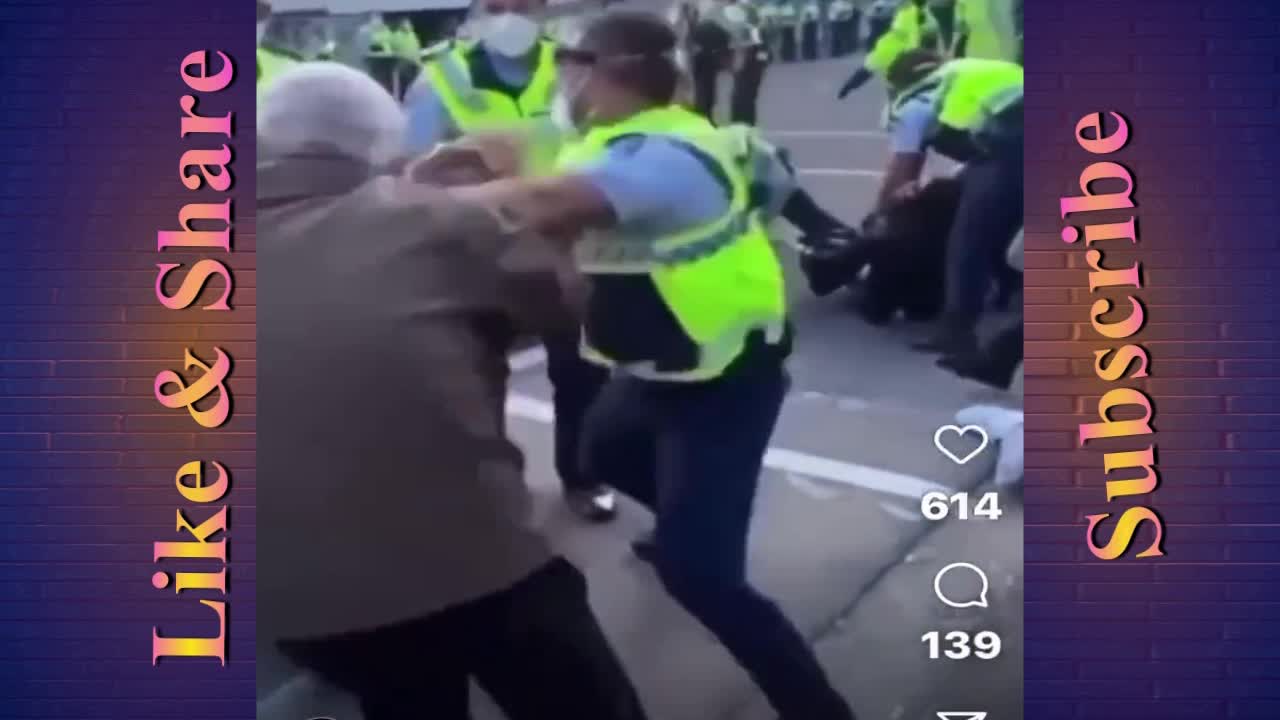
451, 12, 855, 720
836, 0, 953, 98
953, 0, 1019, 63
403, 0, 618, 524
404, 0, 558, 146
877, 50, 1022, 354
365, 16, 424, 102
256, 1, 300, 99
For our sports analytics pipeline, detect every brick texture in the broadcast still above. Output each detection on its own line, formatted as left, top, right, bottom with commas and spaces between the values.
1026, 1, 1280, 718
0, 2, 255, 717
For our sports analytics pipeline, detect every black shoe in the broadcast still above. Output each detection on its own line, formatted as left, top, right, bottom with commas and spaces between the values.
565, 487, 618, 523
631, 532, 657, 564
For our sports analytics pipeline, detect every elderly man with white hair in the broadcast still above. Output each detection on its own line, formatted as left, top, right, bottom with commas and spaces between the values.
256, 63, 648, 720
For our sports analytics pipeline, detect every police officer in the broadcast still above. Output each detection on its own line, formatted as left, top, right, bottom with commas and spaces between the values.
728, 0, 770, 125
836, 0, 948, 99
828, 0, 858, 56
690, 0, 768, 125
799, 0, 820, 60
365, 15, 424, 102
864, 0, 896, 49
390, 17, 423, 61
404, 0, 557, 145
452, 12, 856, 720
257, 1, 301, 98
403, 0, 617, 523
689, 4, 733, 121
776, 0, 799, 62
875, 50, 1023, 354
953, 0, 1019, 62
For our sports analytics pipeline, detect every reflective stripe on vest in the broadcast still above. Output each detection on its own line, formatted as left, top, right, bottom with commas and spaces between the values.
888, 58, 1022, 135
556, 106, 786, 382
424, 41, 558, 134
720, 123, 795, 221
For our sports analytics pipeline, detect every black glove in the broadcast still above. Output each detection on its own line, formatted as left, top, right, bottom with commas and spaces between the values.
837, 67, 873, 99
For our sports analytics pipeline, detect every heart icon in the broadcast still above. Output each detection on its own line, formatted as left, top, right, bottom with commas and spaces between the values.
933, 425, 990, 465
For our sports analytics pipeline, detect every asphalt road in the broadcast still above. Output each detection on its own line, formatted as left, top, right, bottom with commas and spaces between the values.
257, 25, 1025, 720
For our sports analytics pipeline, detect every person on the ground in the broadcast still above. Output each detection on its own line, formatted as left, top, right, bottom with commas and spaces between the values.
257, 62, 648, 720
402, 0, 618, 523
875, 49, 1022, 354
449, 12, 857, 719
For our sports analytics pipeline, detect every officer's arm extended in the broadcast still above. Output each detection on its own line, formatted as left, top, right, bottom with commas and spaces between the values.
875, 96, 933, 211
402, 75, 457, 154
456, 136, 728, 243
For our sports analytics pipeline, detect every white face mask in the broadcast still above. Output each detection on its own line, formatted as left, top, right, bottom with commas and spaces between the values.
256, 22, 268, 45
479, 13, 540, 58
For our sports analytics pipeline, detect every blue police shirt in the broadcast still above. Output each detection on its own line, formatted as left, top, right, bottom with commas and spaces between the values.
576, 135, 729, 239
403, 49, 535, 152
889, 94, 940, 154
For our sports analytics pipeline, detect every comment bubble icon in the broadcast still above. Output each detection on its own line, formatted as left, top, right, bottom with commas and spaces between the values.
933, 562, 990, 609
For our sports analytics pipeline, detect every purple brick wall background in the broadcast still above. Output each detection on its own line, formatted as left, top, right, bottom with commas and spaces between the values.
0, 2, 256, 717
1025, 1, 1280, 718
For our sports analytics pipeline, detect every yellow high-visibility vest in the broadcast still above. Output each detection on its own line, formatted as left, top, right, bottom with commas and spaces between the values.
422, 40, 558, 134
555, 106, 787, 382
257, 46, 299, 99
865, 3, 945, 75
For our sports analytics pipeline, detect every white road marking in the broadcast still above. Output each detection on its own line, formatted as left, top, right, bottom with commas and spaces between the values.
506, 392, 556, 423
508, 345, 548, 372
797, 168, 885, 178
768, 130, 887, 139
505, 393, 949, 501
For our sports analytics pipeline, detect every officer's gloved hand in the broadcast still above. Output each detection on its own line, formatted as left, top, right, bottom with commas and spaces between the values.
837, 67, 873, 99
